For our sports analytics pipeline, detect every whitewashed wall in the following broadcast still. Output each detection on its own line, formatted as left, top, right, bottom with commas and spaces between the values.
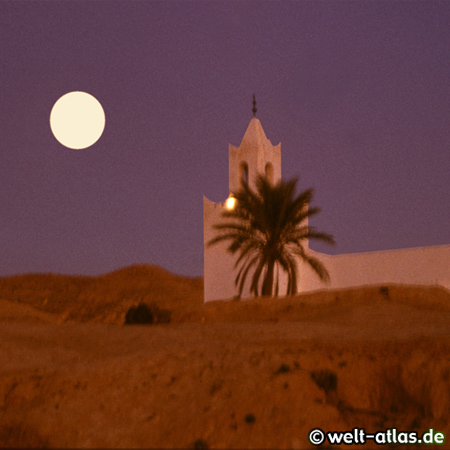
297, 244, 450, 292
203, 197, 238, 302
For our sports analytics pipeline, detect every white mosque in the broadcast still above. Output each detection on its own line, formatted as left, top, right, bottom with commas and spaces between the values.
203, 110, 450, 302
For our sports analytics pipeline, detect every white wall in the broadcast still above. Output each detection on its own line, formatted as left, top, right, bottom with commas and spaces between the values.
298, 244, 450, 292
203, 197, 239, 302
205, 196, 450, 301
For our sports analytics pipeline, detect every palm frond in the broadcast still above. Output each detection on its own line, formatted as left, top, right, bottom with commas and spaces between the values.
250, 257, 267, 296
236, 255, 260, 297
208, 173, 334, 297
293, 247, 330, 282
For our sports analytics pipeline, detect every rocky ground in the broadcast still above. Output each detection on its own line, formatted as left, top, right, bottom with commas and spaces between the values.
0, 265, 449, 449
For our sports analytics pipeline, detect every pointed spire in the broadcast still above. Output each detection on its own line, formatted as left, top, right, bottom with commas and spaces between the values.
240, 117, 269, 150
252, 94, 257, 117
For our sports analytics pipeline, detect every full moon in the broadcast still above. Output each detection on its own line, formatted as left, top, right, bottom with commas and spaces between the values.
50, 91, 105, 149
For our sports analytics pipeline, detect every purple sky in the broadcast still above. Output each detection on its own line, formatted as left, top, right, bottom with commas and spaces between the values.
1, 1, 449, 278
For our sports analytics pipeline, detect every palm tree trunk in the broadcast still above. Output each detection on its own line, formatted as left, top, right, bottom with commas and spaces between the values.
262, 259, 275, 297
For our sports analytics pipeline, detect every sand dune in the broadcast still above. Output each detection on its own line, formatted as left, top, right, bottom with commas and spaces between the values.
0, 265, 449, 448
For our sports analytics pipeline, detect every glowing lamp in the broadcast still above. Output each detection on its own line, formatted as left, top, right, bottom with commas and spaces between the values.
225, 196, 236, 210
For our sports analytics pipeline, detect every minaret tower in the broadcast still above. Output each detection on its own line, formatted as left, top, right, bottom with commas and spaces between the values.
228, 96, 281, 194
203, 98, 282, 302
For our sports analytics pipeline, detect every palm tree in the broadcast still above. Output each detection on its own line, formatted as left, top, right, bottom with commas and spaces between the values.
208, 174, 335, 297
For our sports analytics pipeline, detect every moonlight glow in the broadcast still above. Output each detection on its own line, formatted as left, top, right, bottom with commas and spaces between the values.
50, 91, 105, 149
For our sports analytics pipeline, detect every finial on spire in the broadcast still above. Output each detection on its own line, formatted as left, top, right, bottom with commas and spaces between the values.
252, 94, 257, 117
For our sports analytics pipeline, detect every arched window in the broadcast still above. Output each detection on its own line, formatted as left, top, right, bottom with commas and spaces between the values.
265, 162, 273, 183
239, 162, 249, 185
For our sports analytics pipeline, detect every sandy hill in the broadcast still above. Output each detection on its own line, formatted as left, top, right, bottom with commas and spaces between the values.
0, 264, 203, 324
0, 265, 450, 449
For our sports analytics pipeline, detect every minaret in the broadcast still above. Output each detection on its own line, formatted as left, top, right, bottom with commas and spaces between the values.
203, 99, 282, 302
228, 97, 281, 193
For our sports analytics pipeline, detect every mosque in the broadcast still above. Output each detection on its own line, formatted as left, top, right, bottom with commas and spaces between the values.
203, 105, 450, 302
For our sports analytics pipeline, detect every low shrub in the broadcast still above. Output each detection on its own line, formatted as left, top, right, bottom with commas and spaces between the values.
245, 413, 256, 424
124, 302, 171, 325
124, 303, 153, 324
276, 363, 291, 374
311, 369, 338, 395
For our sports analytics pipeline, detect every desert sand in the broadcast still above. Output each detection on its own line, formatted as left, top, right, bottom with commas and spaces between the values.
1, 264, 450, 449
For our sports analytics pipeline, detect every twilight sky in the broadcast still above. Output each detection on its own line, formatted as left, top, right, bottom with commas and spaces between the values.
1, 0, 449, 278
